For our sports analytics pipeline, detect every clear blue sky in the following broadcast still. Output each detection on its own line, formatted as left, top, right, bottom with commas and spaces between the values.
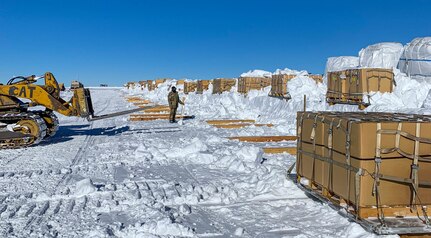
1, 0, 430, 86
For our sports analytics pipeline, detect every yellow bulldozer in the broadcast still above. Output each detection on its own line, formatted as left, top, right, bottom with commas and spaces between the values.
0, 72, 149, 148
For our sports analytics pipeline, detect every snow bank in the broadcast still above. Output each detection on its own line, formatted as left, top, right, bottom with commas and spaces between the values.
273, 68, 302, 75
359, 42, 403, 69
240, 69, 272, 78
399, 37, 431, 79
325, 56, 359, 72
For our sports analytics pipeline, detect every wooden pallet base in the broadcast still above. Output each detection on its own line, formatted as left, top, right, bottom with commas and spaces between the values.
295, 175, 431, 235
213, 123, 273, 129
133, 101, 151, 106
327, 97, 370, 110
137, 106, 170, 112
268, 94, 291, 100
126, 96, 145, 101
206, 119, 255, 125
262, 147, 296, 154
228, 136, 297, 142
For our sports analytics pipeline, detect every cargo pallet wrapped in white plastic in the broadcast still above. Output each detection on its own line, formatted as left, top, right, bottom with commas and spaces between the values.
359, 42, 403, 69
325, 56, 359, 73
399, 37, 431, 79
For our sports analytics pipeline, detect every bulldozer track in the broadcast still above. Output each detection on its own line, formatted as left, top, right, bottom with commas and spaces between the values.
0, 112, 48, 149
51, 94, 112, 190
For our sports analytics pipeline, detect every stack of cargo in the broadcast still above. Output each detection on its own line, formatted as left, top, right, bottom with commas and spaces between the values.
297, 111, 431, 222
126, 82, 135, 89
196, 80, 212, 94
176, 79, 185, 85
212, 78, 236, 94
399, 37, 431, 80
147, 80, 155, 91
237, 76, 271, 94
326, 68, 394, 108
155, 79, 166, 88
326, 43, 403, 109
138, 80, 147, 90
309, 74, 323, 83
184, 81, 197, 94
269, 74, 296, 98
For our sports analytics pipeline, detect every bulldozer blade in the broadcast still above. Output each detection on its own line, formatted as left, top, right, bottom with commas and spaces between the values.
88, 106, 154, 121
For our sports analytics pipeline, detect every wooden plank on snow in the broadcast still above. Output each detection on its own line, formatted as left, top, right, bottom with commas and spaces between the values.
262, 147, 297, 155
206, 119, 255, 125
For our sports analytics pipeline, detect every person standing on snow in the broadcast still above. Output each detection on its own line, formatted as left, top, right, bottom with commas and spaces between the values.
168, 86, 184, 123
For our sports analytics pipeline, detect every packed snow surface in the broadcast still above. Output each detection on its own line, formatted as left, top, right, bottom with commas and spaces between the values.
2, 66, 430, 237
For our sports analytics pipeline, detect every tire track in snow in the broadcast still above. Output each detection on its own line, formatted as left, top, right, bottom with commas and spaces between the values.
20, 91, 115, 231
1, 179, 228, 236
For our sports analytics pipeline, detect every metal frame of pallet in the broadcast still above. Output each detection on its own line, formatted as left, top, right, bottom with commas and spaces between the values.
326, 97, 370, 110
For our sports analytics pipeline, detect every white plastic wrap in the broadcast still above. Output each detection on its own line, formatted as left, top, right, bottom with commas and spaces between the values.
325, 56, 359, 72
359, 42, 403, 69
399, 37, 431, 78
240, 69, 272, 78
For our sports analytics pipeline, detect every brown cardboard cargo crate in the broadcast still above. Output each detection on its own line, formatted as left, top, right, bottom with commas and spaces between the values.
138, 80, 148, 90
212, 78, 236, 94
146, 80, 155, 91
297, 111, 431, 219
196, 80, 212, 94
155, 79, 166, 87
270, 74, 296, 97
238, 77, 271, 94
126, 82, 136, 89
326, 68, 394, 108
184, 81, 197, 94
309, 74, 323, 83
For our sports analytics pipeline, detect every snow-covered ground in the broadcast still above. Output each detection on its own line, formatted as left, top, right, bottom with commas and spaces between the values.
2, 73, 429, 237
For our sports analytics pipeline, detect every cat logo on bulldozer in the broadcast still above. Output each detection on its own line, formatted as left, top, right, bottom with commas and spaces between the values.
9, 86, 36, 98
